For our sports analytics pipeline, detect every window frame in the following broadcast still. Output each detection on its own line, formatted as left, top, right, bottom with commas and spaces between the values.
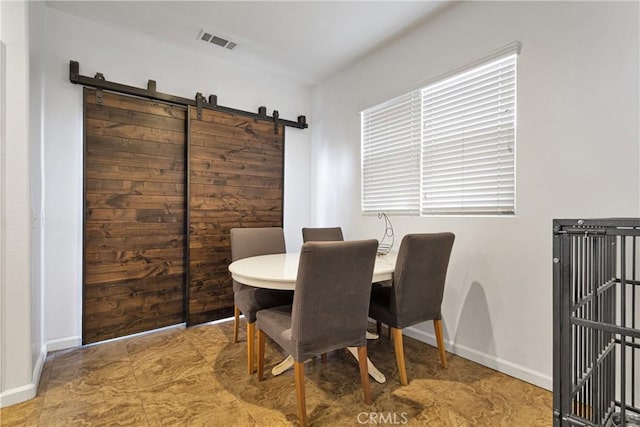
360, 49, 518, 217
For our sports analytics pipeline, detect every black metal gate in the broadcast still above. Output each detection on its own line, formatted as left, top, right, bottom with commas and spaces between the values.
554, 219, 640, 426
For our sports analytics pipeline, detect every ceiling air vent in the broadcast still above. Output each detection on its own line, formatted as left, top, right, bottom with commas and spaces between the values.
198, 29, 237, 50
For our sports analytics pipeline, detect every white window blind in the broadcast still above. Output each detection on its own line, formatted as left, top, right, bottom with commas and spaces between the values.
361, 91, 421, 214
361, 52, 517, 216
421, 54, 516, 215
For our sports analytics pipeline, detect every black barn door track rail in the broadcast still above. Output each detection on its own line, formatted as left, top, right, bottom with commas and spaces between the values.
69, 60, 308, 133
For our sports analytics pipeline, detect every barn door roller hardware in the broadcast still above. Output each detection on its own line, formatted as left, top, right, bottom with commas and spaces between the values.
69, 60, 308, 131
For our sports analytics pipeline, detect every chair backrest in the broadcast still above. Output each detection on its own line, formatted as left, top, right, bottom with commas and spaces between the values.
290, 240, 378, 360
391, 233, 455, 328
230, 227, 286, 292
230, 227, 286, 261
301, 227, 344, 242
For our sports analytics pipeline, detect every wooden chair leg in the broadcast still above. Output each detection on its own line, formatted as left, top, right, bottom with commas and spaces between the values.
294, 361, 308, 427
233, 305, 240, 343
257, 329, 265, 381
247, 322, 256, 374
321, 353, 327, 364
376, 321, 382, 336
434, 319, 447, 368
357, 346, 372, 405
391, 327, 408, 386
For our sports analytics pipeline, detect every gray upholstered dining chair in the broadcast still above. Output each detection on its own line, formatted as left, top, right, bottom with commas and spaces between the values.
301, 226, 344, 242
301, 226, 345, 362
230, 227, 294, 374
369, 233, 455, 386
256, 239, 378, 427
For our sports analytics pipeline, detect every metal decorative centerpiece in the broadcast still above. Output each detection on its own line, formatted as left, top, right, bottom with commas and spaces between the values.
377, 213, 394, 255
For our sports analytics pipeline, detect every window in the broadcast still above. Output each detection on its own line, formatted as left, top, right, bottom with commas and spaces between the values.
361, 53, 517, 215
361, 92, 421, 214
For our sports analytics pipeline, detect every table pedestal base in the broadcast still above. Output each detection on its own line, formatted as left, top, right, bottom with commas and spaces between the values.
270, 332, 386, 384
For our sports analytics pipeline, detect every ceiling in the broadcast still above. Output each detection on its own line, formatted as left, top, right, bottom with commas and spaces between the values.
47, 1, 450, 85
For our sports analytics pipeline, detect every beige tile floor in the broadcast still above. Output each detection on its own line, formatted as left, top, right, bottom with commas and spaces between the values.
0, 320, 552, 426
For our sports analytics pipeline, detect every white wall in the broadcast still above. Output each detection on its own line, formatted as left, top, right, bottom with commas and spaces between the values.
311, 1, 640, 389
43, 7, 311, 347
29, 0, 46, 376
0, 0, 45, 407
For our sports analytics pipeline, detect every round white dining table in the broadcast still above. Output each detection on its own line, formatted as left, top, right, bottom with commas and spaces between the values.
228, 252, 396, 290
228, 252, 397, 384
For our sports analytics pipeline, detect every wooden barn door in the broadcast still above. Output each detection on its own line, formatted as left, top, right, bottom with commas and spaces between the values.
187, 106, 284, 325
83, 88, 285, 341
83, 89, 187, 344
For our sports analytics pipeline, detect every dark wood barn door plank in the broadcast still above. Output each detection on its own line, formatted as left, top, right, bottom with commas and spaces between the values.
187, 106, 284, 325
83, 89, 187, 344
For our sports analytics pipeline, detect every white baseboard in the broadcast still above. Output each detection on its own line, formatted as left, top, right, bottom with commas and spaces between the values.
0, 343, 47, 408
403, 326, 552, 391
46, 335, 81, 352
